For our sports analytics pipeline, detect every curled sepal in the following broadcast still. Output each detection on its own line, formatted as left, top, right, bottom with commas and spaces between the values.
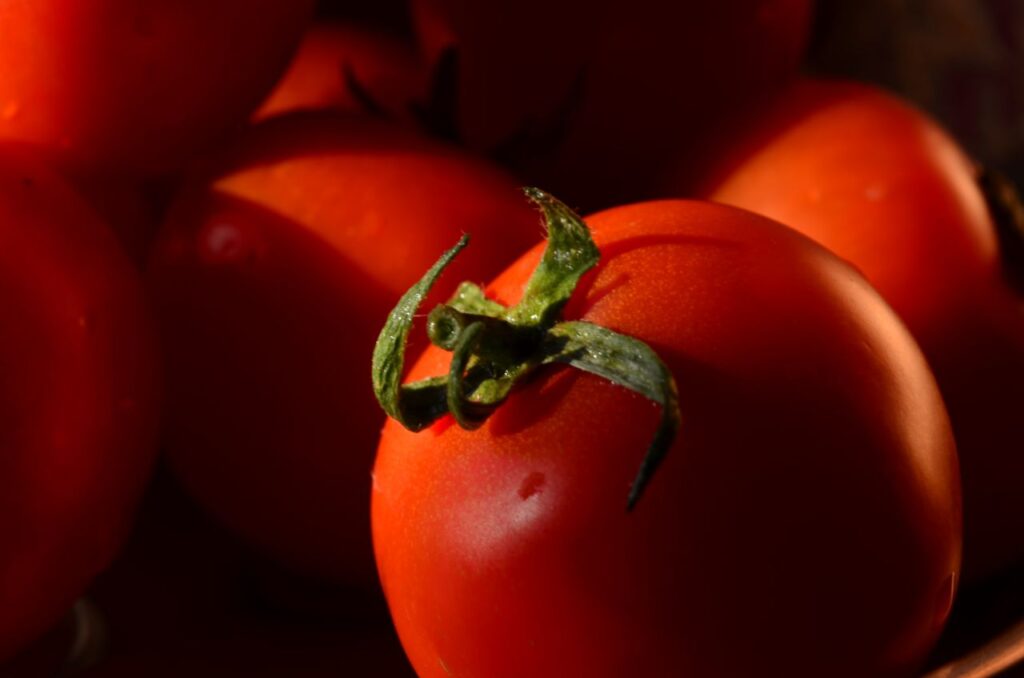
447, 281, 507, 318
370, 189, 681, 510
508, 188, 600, 328
542, 321, 681, 510
978, 166, 1024, 294
445, 321, 491, 429
371, 234, 469, 431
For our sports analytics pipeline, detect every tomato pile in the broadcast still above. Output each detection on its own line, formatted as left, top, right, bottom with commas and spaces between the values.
0, 1, 1020, 676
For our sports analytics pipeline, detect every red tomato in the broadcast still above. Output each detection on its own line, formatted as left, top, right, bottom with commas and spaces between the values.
687, 78, 1024, 581
147, 113, 542, 584
254, 22, 427, 124
69, 174, 164, 268
0, 147, 159, 663
0, 0, 314, 175
372, 199, 962, 677
411, 0, 813, 210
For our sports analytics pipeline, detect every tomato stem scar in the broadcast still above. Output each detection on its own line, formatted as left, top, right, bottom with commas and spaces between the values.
371, 188, 681, 509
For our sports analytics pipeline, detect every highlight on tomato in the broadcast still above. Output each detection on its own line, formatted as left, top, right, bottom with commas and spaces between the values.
686, 77, 1024, 581
147, 112, 543, 586
371, 190, 962, 677
0, 146, 160, 663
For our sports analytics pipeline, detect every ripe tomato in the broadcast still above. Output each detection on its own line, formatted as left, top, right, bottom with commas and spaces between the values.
0, 0, 314, 175
0, 147, 160, 663
254, 22, 427, 124
411, 0, 813, 209
147, 112, 542, 584
688, 78, 1024, 580
69, 174, 164, 268
372, 198, 962, 677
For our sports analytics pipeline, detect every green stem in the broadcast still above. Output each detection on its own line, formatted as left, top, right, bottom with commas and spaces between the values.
370, 188, 681, 509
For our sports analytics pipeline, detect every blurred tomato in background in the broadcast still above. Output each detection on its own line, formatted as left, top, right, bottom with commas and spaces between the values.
0, 148, 159, 667
148, 112, 541, 587
411, 0, 814, 210
0, 0, 315, 176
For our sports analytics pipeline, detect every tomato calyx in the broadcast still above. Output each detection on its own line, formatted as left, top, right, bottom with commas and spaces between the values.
371, 187, 681, 509
978, 166, 1024, 294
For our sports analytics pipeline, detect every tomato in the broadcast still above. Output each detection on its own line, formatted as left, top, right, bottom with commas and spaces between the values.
0, 0, 314, 175
254, 22, 427, 124
685, 78, 1024, 581
372, 197, 962, 677
147, 112, 542, 584
69, 174, 165, 268
0, 147, 160, 663
411, 0, 813, 210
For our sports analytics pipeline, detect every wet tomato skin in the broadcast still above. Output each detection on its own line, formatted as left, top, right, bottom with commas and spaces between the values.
0, 147, 159, 662
147, 113, 541, 584
694, 78, 1024, 580
372, 200, 961, 678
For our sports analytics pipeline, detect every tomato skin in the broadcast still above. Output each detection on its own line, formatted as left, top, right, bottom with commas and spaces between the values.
147, 113, 542, 584
0, 147, 159, 662
411, 0, 813, 210
372, 200, 961, 677
254, 22, 427, 123
0, 0, 314, 175
691, 78, 1024, 580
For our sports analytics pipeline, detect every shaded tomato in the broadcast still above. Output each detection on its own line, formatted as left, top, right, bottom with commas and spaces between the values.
0, 0, 314, 175
411, 0, 813, 210
688, 78, 1024, 580
69, 173, 166, 269
372, 198, 961, 677
147, 112, 542, 585
0, 147, 160, 663
254, 22, 427, 124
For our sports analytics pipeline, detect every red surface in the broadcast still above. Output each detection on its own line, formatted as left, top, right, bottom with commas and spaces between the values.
374, 200, 961, 677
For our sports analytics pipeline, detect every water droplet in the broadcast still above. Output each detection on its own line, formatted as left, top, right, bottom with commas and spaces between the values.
517, 471, 545, 500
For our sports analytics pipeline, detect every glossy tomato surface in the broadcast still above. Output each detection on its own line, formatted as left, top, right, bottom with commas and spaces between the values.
0, 147, 160, 662
148, 113, 542, 585
0, 0, 313, 175
373, 200, 961, 678
694, 78, 1024, 580
412, 0, 813, 209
